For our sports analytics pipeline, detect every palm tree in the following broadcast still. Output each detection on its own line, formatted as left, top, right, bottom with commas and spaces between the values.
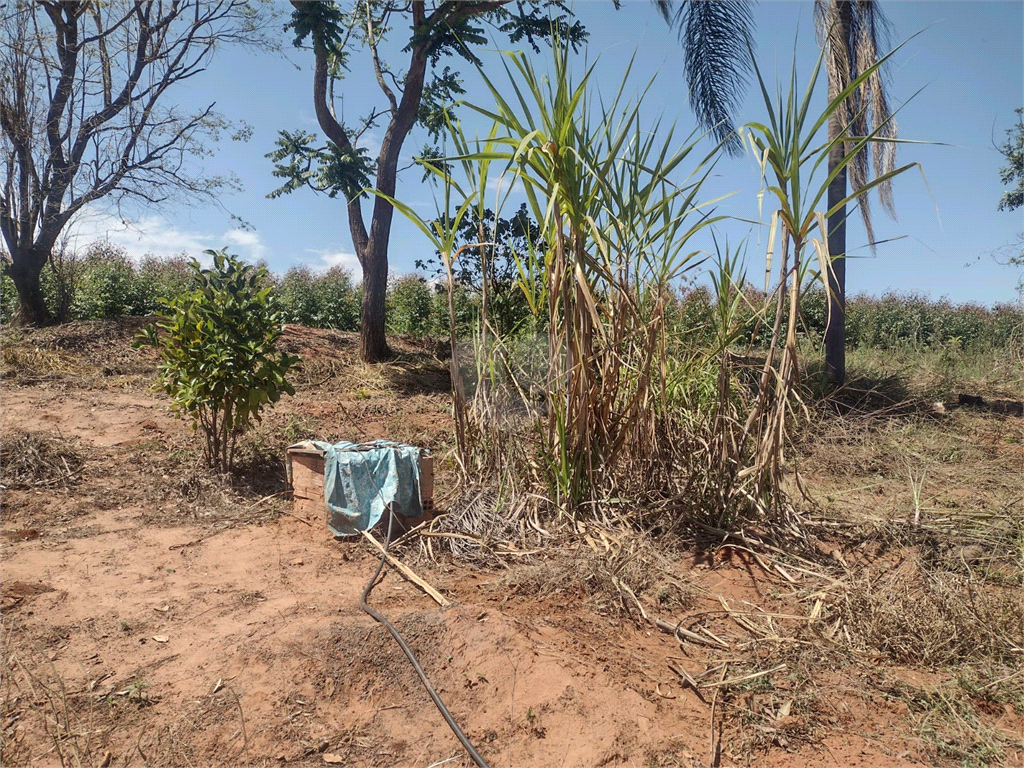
659, 0, 898, 386
815, 0, 897, 386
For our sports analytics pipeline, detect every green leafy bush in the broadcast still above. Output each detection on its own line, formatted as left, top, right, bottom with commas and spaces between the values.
386, 275, 434, 337
71, 243, 151, 319
136, 254, 194, 309
275, 265, 360, 330
801, 288, 1022, 351
135, 250, 299, 472
428, 280, 475, 339
0, 258, 16, 325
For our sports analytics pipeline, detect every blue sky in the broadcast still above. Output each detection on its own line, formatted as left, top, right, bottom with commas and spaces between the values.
68, 1, 1024, 306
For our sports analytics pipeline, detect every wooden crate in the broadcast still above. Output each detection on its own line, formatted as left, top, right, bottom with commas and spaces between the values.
287, 444, 434, 527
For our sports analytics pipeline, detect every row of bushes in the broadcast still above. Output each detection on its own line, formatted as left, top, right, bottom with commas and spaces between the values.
2, 245, 1020, 351
0, 244, 478, 337
669, 285, 1022, 352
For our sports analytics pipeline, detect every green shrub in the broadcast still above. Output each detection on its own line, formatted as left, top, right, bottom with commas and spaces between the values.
276, 265, 360, 330
798, 289, 1022, 352
0, 258, 16, 325
135, 250, 298, 472
386, 274, 434, 337
276, 266, 321, 326
42, 244, 87, 322
989, 302, 1024, 349
673, 285, 714, 342
665, 285, 1022, 356
70, 243, 151, 319
136, 254, 194, 309
429, 280, 476, 339
316, 267, 362, 331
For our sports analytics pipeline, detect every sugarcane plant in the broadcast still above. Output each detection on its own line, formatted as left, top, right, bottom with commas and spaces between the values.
734, 36, 922, 520
460, 39, 728, 513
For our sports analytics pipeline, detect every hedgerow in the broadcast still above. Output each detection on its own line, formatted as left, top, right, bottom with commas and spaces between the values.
2, 248, 1019, 353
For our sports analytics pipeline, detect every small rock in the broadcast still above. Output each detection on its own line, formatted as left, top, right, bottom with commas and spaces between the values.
291, 558, 305, 566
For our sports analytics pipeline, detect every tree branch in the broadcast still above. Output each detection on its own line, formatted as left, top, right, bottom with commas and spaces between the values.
366, 0, 398, 115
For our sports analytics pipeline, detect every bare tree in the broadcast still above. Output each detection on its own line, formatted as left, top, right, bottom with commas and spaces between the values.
0, 0, 273, 325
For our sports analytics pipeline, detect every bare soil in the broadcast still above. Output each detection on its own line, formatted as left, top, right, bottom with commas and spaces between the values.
1, 320, 1021, 767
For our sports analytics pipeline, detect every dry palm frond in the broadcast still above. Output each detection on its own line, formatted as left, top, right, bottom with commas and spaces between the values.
815, 0, 898, 243
421, 485, 543, 564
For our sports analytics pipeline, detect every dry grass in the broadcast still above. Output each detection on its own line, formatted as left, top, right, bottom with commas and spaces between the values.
0, 431, 84, 489
0, 619, 255, 768
414, 485, 545, 565
0, 344, 98, 383
1, 628, 108, 768
877, 677, 1021, 767
841, 561, 1023, 668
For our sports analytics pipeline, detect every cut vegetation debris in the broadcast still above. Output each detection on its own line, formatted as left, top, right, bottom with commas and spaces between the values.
0, 431, 84, 489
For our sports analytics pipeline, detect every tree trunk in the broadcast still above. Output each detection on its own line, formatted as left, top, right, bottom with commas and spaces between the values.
359, 244, 390, 363
824, 0, 852, 388
7, 246, 53, 325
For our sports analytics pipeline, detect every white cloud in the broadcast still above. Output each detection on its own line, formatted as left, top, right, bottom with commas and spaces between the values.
222, 228, 267, 262
65, 211, 208, 261
61, 208, 266, 266
485, 173, 524, 205
308, 248, 362, 278
355, 130, 382, 161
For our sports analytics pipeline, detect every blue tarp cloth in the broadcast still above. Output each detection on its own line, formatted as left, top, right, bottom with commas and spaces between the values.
307, 440, 425, 537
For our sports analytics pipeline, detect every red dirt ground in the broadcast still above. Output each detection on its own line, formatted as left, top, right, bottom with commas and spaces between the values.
1, 322, 1020, 767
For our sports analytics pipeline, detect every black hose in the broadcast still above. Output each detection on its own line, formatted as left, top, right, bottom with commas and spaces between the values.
359, 508, 491, 768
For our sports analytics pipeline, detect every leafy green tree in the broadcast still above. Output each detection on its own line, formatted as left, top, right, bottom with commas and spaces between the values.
998, 107, 1023, 213
0, 1, 272, 326
417, 204, 546, 336
266, 0, 585, 363
996, 107, 1024, 283
136, 250, 299, 473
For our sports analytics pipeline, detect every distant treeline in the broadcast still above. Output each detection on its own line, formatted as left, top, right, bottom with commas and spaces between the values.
2, 245, 1020, 352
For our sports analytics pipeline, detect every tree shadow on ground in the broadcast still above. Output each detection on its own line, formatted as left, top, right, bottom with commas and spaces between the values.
379, 353, 452, 396
803, 359, 919, 417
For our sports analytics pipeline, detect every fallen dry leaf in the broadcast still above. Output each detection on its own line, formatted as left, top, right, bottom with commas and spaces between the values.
322, 753, 344, 764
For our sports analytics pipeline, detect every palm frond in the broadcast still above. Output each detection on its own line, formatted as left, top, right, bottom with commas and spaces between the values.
815, 0, 898, 240
661, 0, 755, 156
